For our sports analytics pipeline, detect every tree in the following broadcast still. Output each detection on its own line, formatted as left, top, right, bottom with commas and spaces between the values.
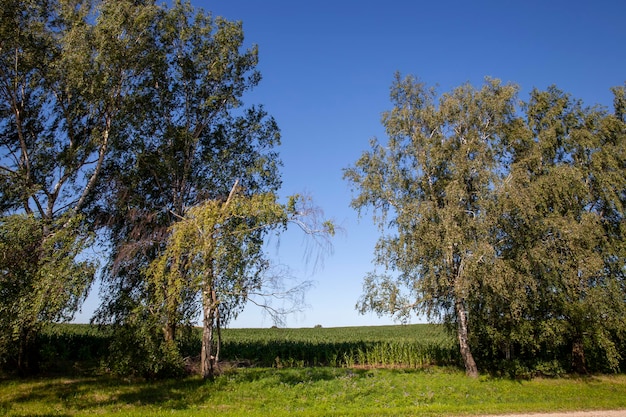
345, 74, 519, 377
91, 0, 284, 373
476, 85, 626, 374
346, 74, 626, 376
0, 0, 158, 372
146, 181, 334, 379
0, 214, 94, 373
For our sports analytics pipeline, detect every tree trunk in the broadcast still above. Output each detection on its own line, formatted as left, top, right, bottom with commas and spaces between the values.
17, 327, 39, 376
215, 308, 221, 364
201, 288, 218, 380
571, 338, 587, 374
164, 322, 176, 342
455, 299, 478, 378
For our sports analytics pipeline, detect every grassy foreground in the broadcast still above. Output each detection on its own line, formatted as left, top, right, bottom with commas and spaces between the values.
2, 367, 626, 417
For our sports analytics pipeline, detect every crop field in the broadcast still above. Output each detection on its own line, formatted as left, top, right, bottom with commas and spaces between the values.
218, 324, 460, 368
40, 323, 460, 370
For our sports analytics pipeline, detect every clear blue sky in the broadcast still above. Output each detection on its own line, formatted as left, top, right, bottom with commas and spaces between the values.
77, 0, 626, 328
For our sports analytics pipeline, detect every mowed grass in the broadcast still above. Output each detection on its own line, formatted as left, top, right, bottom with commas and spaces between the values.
2, 367, 626, 417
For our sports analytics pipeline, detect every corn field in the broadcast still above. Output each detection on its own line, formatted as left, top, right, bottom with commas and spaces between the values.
217, 324, 460, 368
40, 323, 460, 369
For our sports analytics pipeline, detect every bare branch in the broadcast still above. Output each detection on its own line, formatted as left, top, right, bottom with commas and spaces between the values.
73, 118, 111, 214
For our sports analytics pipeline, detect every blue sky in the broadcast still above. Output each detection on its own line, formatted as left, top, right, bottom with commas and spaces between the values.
78, 0, 626, 328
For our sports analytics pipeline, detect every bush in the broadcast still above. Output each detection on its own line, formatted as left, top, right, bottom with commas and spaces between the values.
104, 322, 186, 379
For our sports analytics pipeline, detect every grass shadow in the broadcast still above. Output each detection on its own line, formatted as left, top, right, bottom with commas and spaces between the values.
227, 366, 376, 386
0, 375, 210, 413
115, 378, 210, 409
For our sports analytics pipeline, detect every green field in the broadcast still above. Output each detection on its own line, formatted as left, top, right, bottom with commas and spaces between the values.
218, 324, 459, 368
39, 323, 460, 370
2, 324, 626, 416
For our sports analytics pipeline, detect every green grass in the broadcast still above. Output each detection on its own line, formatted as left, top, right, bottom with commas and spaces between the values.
2, 367, 626, 416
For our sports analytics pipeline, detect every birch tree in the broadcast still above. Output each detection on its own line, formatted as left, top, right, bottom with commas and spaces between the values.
345, 74, 519, 377
146, 182, 334, 379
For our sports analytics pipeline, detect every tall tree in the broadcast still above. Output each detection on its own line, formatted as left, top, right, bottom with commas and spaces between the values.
94, 0, 283, 359
345, 74, 519, 377
346, 74, 626, 376
0, 0, 157, 372
478, 85, 626, 373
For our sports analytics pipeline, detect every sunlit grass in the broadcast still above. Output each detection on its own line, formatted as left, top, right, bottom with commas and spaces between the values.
2, 367, 626, 417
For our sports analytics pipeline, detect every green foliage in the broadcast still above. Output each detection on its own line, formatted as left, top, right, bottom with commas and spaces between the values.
470, 85, 626, 375
104, 319, 186, 379
93, 1, 284, 368
346, 75, 626, 376
0, 215, 94, 373
145, 189, 295, 327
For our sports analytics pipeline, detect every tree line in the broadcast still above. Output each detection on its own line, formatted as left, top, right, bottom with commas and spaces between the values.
0, 0, 332, 379
1, 0, 624, 379
345, 74, 626, 377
